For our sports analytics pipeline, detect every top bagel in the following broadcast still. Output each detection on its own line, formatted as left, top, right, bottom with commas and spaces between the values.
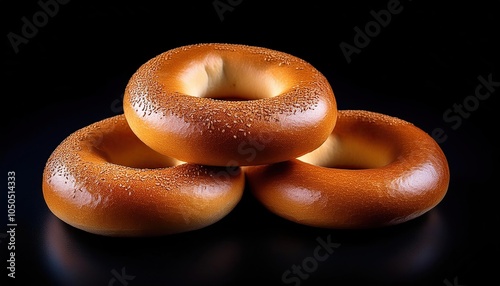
123, 43, 337, 166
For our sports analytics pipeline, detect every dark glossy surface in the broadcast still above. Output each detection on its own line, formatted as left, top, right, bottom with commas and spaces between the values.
2, 1, 499, 285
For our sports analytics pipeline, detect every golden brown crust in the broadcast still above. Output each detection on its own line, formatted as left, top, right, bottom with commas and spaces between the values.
123, 43, 337, 166
244, 110, 450, 229
42, 114, 245, 237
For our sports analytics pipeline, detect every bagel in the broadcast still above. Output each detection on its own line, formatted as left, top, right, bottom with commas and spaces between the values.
244, 110, 450, 229
123, 43, 337, 166
42, 114, 245, 237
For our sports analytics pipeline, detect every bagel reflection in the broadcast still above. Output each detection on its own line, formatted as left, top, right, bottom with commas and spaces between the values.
43, 214, 109, 286
42, 199, 452, 285
42, 213, 243, 286
264, 207, 449, 285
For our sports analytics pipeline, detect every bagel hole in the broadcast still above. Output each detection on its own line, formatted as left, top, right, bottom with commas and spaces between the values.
95, 133, 183, 169
105, 146, 182, 169
208, 96, 253, 101
180, 55, 286, 101
297, 134, 394, 169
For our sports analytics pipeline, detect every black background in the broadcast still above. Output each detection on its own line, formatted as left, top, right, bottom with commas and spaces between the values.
1, 0, 499, 285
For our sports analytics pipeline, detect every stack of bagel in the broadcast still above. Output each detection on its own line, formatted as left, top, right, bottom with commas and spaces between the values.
42, 43, 450, 237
